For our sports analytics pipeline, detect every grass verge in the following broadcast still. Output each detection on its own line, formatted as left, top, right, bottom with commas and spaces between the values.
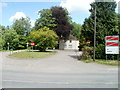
81, 59, 120, 66
8, 51, 57, 59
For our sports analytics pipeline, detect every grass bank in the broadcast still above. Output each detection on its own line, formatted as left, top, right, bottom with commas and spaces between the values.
8, 51, 57, 59
81, 59, 119, 66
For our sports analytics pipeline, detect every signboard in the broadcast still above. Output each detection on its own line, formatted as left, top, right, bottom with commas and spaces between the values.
105, 36, 119, 54
31, 42, 35, 46
87, 40, 91, 45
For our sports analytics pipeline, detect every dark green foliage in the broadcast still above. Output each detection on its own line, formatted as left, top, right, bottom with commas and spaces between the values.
81, 2, 118, 46
95, 44, 105, 59
80, 2, 119, 59
51, 6, 73, 40
71, 22, 81, 40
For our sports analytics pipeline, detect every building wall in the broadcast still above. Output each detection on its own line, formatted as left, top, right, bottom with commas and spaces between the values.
59, 40, 79, 50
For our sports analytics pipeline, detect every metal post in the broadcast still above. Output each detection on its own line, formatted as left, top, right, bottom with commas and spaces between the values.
106, 55, 107, 61
32, 46, 33, 52
26, 42, 29, 51
7, 42, 9, 51
93, 4, 96, 61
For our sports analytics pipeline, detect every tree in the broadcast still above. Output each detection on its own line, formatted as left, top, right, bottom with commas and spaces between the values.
81, 1, 118, 59
34, 9, 56, 30
51, 6, 73, 40
29, 27, 58, 51
71, 22, 81, 40
12, 17, 31, 35
81, 2, 118, 45
0, 25, 6, 50
12, 17, 31, 49
4, 28, 19, 50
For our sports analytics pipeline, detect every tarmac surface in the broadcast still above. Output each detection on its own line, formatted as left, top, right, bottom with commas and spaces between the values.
1, 50, 118, 88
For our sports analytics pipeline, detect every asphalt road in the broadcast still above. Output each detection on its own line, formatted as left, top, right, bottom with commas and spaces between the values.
1, 50, 118, 88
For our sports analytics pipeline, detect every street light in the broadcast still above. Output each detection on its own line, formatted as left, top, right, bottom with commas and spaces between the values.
7, 42, 9, 51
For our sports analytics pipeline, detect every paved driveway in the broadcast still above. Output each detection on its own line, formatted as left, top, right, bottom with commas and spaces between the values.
1, 50, 118, 88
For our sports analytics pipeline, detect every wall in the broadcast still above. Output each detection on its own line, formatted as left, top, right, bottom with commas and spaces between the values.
59, 40, 79, 50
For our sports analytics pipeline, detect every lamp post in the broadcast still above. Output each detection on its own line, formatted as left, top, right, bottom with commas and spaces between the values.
7, 42, 9, 51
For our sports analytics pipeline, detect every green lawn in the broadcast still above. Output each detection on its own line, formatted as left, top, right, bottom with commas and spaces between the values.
0, 50, 9, 52
81, 59, 120, 66
8, 51, 57, 59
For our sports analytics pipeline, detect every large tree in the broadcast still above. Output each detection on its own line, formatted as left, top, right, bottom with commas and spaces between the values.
35, 9, 56, 30
81, 1, 118, 45
4, 28, 19, 50
81, 1, 118, 59
12, 17, 31, 35
51, 6, 73, 40
12, 17, 31, 49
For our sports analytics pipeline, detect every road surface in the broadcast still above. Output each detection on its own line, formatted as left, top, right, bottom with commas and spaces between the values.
1, 50, 118, 88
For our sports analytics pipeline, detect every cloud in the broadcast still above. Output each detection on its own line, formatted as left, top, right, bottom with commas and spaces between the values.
60, 0, 94, 14
9, 12, 35, 27
60, 0, 119, 14
9, 12, 27, 22
30, 19, 35, 27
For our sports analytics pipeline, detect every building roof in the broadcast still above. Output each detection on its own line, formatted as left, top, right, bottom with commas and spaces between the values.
69, 35, 77, 40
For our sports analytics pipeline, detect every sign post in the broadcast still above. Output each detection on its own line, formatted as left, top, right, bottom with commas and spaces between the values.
26, 42, 29, 50
31, 42, 35, 52
105, 36, 119, 60
7, 42, 9, 51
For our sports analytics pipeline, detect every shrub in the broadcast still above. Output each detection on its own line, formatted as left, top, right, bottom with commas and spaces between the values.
80, 46, 93, 60
29, 27, 58, 51
95, 44, 105, 59
95, 44, 118, 60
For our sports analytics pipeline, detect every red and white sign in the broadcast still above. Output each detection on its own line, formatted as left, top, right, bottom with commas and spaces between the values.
105, 36, 119, 54
31, 42, 35, 46
106, 42, 119, 46
87, 40, 91, 44
106, 36, 119, 41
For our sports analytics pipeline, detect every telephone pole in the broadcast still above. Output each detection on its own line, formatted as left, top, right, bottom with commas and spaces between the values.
93, 3, 96, 61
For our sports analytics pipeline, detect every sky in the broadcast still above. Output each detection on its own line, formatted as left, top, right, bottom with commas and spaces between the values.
0, 0, 120, 27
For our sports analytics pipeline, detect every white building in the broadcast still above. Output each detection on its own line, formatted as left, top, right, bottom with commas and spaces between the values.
59, 35, 79, 50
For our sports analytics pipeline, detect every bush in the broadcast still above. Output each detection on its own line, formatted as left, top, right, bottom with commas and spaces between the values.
95, 44, 119, 60
95, 44, 105, 59
80, 46, 93, 60
29, 27, 58, 51
79, 37, 86, 51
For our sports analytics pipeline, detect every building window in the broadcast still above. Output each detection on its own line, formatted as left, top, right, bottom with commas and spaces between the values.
69, 45, 72, 48
70, 40, 72, 43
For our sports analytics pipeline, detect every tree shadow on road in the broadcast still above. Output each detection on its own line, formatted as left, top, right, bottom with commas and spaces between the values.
68, 55, 80, 60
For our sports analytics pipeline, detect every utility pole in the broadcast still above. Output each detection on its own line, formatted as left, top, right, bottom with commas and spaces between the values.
93, 3, 96, 61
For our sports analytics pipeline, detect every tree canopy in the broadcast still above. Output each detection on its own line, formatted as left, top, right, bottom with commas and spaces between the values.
35, 9, 56, 30
29, 27, 58, 51
12, 17, 31, 35
71, 22, 81, 40
81, 2, 118, 45
51, 6, 73, 40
